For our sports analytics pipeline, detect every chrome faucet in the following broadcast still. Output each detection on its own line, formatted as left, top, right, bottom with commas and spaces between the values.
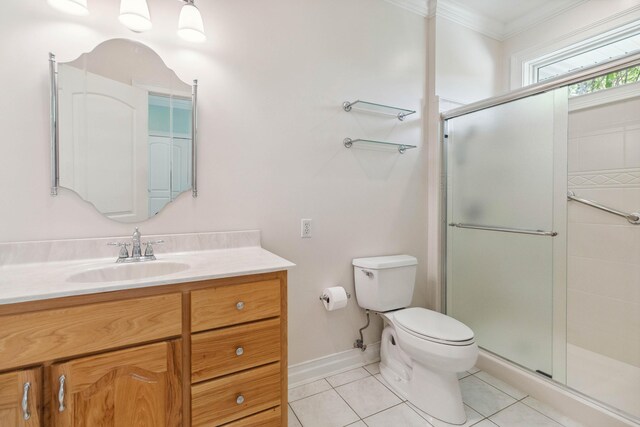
131, 227, 142, 258
108, 228, 164, 263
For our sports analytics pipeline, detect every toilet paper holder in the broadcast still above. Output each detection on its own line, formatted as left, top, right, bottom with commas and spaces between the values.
319, 292, 351, 303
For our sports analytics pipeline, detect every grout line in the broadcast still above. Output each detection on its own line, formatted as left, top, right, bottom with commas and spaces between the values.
330, 373, 410, 424
287, 379, 333, 403
458, 371, 473, 380
330, 378, 368, 423
519, 398, 575, 427
370, 373, 406, 401
288, 403, 304, 427
289, 368, 375, 403
289, 382, 365, 427
326, 368, 374, 389
360, 401, 407, 423
483, 399, 522, 420
288, 387, 333, 403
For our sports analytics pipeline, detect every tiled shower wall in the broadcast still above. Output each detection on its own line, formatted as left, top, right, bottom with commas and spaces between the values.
566, 91, 640, 368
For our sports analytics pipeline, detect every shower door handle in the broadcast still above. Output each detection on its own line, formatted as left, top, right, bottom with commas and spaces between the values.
449, 223, 557, 237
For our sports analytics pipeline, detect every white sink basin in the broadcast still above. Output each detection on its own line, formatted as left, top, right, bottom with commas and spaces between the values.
67, 261, 190, 283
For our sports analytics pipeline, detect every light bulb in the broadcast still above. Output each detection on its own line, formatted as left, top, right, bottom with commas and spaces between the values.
178, 1, 206, 43
47, 0, 89, 16
119, 0, 152, 32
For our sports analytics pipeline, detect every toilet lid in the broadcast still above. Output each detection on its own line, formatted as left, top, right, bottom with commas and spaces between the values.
394, 307, 474, 342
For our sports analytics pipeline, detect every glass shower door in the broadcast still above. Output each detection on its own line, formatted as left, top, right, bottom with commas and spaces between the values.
445, 89, 567, 377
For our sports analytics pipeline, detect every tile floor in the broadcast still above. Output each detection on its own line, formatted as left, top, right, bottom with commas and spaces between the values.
287, 364, 585, 427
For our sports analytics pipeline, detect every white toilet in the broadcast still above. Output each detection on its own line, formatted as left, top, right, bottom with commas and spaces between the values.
353, 255, 478, 425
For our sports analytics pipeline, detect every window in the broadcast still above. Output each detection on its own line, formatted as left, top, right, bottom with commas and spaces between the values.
535, 32, 640, 82
525, 21, 640, 96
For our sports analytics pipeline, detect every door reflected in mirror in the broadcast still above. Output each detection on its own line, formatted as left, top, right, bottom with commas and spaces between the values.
56, 39, 196, 223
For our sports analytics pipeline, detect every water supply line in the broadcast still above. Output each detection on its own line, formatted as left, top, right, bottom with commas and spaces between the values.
354, 310, 370, 351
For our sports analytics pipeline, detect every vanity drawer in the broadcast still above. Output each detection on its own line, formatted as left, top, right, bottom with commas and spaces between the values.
191, 279, 280, 332
191, 362, 281, 427
0, 293, 182, 371
191, 318, 281, 383
221, 406, 281, 427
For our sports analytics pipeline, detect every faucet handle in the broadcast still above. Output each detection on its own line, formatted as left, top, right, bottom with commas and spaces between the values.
143, 240, 164, 257
108, 242, 130, 259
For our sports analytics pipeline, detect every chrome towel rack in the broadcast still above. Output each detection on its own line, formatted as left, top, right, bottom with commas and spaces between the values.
449, 223, 557, 237
567, 191, 640, 224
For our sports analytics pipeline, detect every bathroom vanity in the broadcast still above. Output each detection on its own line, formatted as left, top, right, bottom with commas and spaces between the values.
0, 231, 293, 427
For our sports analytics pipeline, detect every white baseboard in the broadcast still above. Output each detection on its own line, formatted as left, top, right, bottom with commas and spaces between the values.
477, 349, 639, 427
288, 342, 381, 389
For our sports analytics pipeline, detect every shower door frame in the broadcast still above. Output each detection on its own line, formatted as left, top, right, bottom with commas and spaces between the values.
439, 51, 640, 423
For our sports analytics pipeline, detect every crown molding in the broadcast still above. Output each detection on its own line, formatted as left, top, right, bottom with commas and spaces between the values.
381, 0, 591, 37
437, 0, 589, 41
381, 0, 430, 17
437, 0, 504, 40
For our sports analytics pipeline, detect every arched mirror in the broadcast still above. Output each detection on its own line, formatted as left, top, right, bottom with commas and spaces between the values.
50, 39, 198, 223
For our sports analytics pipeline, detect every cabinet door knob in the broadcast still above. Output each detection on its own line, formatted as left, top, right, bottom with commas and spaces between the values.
58, 375, 66, 413
236, 394, 245, 405
235, 346, 244, 356
236, 301, 245, 310
21, 382, 31, 421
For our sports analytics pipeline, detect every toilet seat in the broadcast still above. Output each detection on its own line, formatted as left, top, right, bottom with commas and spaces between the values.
393, 307, 475, 346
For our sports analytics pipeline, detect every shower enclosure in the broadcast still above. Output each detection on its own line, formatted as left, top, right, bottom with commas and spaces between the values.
442, 53, 640, 423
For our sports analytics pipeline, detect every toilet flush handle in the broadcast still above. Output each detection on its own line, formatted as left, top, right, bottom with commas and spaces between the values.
361, 269, 374, 278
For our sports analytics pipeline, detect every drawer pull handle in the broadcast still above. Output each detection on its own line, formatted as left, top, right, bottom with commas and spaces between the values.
22, 382, 31, 421
235, 346, 244, 356
236, 394, 245, 405
236, 301, 245, 310
58, 375, 66, 413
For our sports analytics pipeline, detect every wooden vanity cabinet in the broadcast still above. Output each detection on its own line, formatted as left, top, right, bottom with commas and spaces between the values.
49, 340, 182, 427
190, 277, 286, 426
0, 270, 288, 427
0, 368, 42, 426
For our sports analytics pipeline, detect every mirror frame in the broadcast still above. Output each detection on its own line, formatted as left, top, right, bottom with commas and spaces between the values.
48, 47, 199, 199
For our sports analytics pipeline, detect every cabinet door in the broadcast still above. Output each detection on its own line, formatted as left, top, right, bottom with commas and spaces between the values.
50, 340, 181, 427
0, 368, 42, 426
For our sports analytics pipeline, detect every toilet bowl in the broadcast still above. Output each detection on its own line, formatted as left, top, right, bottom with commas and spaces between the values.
352, 255, 478, 425
379, 308, 478, 425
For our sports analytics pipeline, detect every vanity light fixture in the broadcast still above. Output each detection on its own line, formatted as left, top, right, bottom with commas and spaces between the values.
119, 0, 153, 32
177, 0, 207, 43
47, 0, 89, 16
47, 0, 207, 43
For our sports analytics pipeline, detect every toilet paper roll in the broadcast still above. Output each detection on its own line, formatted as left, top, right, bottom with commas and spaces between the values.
321, 286, 349, 311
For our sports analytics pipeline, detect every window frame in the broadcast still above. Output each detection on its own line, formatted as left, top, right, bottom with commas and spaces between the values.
524, 20, 640, 86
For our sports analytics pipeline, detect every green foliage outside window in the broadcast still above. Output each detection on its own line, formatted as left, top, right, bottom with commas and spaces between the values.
569, 65, 640, 97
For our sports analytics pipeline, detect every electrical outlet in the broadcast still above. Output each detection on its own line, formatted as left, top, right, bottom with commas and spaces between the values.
301, 219, 312, 238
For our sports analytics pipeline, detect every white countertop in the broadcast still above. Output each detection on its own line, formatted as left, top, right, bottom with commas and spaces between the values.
0, 232, 295, 305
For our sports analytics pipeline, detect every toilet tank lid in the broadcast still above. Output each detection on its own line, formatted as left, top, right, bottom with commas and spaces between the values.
352, 255, 417, 269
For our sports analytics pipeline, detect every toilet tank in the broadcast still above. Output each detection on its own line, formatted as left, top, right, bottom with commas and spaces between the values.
352, 255, 417, 311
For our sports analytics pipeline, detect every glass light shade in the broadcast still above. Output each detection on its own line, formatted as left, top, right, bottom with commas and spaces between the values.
178, 2, 206, 43
47, 0, 89, 16
119, 0, 152, 32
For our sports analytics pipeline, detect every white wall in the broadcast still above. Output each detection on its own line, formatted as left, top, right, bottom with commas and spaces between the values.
435, 16, 504, 105
0, 0, 427, 365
